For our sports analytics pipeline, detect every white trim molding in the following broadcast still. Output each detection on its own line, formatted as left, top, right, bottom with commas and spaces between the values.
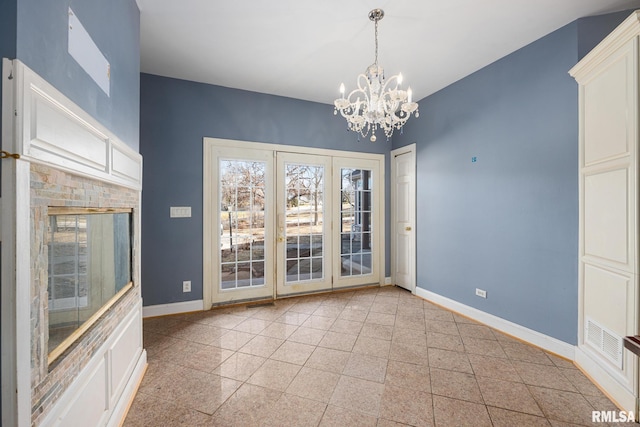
1, 57, 32, 427
569, 11, 640, 83
143, 300, 205, 318
416, 288, 575, 360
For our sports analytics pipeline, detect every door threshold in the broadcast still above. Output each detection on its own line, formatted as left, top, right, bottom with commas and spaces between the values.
210, 284, 381, 310
277, 284, 380, 300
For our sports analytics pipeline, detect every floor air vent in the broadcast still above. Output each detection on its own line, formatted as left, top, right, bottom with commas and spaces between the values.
585, 317, 623, 369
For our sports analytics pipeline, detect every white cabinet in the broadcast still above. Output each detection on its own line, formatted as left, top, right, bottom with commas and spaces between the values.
570, 10, 640, 413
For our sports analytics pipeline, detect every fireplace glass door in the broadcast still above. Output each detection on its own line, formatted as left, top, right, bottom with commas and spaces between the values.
47, 210, 132, 358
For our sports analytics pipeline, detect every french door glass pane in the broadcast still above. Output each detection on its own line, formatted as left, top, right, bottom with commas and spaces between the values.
219, 160, 267, 289
284, 163, 324, 283
340, 168, 373, 277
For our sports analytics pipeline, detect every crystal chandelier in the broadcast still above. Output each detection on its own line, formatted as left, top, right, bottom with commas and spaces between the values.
334, 8, 419, 142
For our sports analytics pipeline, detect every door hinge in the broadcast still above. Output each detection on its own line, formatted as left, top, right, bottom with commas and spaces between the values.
0, 150, 20, 160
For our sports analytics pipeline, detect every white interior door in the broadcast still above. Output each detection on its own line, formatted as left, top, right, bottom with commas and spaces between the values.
391, 144, 416, 292
276, 152, 332, 296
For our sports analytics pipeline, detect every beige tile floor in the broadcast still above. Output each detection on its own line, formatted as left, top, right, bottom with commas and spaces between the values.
124, 286, 634, 426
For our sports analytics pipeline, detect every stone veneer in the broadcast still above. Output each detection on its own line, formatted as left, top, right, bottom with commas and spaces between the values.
29, 163, 141, 425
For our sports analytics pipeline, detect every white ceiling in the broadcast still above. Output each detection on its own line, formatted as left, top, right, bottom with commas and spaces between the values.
137, 0, 640, 105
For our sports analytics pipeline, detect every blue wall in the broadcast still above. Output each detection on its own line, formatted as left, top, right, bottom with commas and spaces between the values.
577, 10, 635, 60
15, 0, 140, 150
0, 0, 17, 59
140, 74, 389, 306
393, 11, 636, 345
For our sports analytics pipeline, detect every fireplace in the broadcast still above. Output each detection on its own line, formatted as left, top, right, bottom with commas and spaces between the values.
47, 208, 133, 361
1, 60, 146, 426
30, 163, 142, 423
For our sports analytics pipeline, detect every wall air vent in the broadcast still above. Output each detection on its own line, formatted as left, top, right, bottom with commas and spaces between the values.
585, 317, 623, 369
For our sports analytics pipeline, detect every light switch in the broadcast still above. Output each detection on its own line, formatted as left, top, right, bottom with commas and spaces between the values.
170, 206, 191, 218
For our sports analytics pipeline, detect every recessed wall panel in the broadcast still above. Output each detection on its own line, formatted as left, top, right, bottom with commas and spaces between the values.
584, 168, 629, 266
32, 94, 108, 170
397, 180, 410, 223
396, 234, 409, 275
109, 312, 141, 402
584, 55, 629, 165
584, 264, 630, 336
58, 357, 108, 426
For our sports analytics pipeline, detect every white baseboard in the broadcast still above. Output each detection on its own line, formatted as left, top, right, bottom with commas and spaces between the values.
107, 349, 147, 427
383, 277, 392, 286
143, 300, 204, 318
575, 346, 637, 412
415, 288, 575, 360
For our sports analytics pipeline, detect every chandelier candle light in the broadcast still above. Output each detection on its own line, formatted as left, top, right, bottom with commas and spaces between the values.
334, 8, 419, 142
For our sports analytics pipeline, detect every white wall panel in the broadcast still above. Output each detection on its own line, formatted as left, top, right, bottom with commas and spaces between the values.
57, 357, 109, 427
584, 264, 630, 335
32, 92, 108, 170
583, 168, 630, 267
109, 311, 142, 406
584, 55, 629, 165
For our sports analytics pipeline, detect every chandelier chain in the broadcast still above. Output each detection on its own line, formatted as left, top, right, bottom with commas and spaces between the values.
374, 18, 379, 67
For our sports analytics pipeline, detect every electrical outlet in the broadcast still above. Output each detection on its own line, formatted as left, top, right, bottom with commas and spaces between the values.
475, 288, 487, 298
183, 280, 191, 293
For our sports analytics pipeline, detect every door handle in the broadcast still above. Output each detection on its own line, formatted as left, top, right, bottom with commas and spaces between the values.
405, 226, 412, 231
278, 236, 285, 242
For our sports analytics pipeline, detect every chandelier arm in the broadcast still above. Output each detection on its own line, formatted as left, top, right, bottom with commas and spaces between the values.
382, 73, 401, 91
356, 73, 371, 94
380, 75, 407, 114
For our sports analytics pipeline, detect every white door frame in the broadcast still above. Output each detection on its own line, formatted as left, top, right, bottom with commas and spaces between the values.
203, 138, 385, 309
391, 143, 416, 293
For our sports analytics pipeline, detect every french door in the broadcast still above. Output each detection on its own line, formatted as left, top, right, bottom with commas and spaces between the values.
333, 157, 380, 289
206, 147, 276, 304
204, 139, 382, 306
276, 153, 333, 296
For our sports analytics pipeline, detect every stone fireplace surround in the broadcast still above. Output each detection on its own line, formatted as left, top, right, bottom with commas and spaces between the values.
1, 60, 146, 426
